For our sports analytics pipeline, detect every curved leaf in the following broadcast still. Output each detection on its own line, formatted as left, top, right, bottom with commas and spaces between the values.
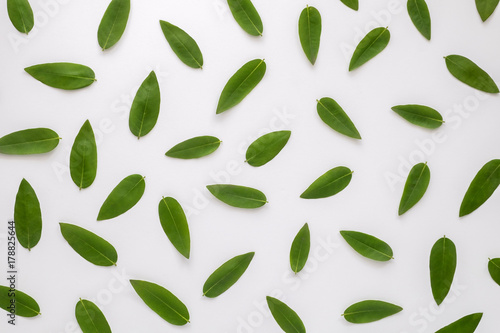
14, 179, 42, 250
0, 286, 40, 317
7, 0, 34, 34
399, 162, 430, 215
290, 223, 310, 273
25, 63, 96, 90
75, 299, 112, 333
301, 166, 353, 199
298, 6, 322, 65
445, 55, 499, 93
341, 0, 359, 11
430, 236, 456, 305
267, 296, 306, 333
340, 230, 393, 261
407, 0, 431, 40
70, 120, 97, 189
342, 300, 402, 323
349, 27, 390, 71
166, 136, 221, 159
0, 128, 60, 155
129, 71, 161, 139
206, 184, 267, 208
98, 0, 130, 50
317, 98, 361, 139
436, 313, 483, 333
203, 252, 254, 298
245, 130, 291, 167
97, 174, 145, 221
476, 0, 499, 21
392, 104, 443, 129
227, 0, 263, 36
158, 197, 190, 259
160, 20, 203, 68
488, 258, 500, 286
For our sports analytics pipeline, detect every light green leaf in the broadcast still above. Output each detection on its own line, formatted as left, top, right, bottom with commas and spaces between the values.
399, 162, 430, 215
301, 166, 353, 199
290, 223, 310, 273
342, 300, 402, 323
392, 105, 444, 129
14, 179, 42, 250
75, 299, 112, 333
207, 184, 267, 208
166, 136, 221, 159
158, 197, 190, 259
341, 0, 359, 11
7, 0, 34, 34
445, 55, 499, 93
0, 286, 40, 317
227, 0, 263, 36
160, 20, 203, 68
430, 236, 456, 305
340, 230, 394, 261
476, 0, 499, 21
25, 63, 96, 90
0, 128, 60, 155
298, 6, 322, 65
349, 27, 390, 71
267, 296, 306, 333
129, 71, 161, 139
435, 313, 483, 333
317, 98, 361, 139
70, 120, 97, 189
97, 174, 145, 221
98, 0, 130, 50
245, 131, 291, 167
407, 0, 431, 40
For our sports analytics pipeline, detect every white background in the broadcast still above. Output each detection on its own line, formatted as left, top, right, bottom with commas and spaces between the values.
1, 0, 500, 332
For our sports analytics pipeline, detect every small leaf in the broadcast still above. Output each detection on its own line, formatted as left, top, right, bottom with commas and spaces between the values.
129, 71, 161, 139
298, 6, 322, 65
70, 120, 97, 189
60, 223, 117, 266
166, 136, 221, 159
0, 128, 60, 155
341, 0, 359, 11
342, 300, 402, 323
267, 296, 306, 333
98, 0, 130, 50
435, 313, 483, 333
476, 0, 499, 21
206, 184, 267, 208
0, 286, 40, 317
340, 230, 394, 261
158, 197, 191, 259
14, 179, 42, 250
159, 20, 203, 69
130, 280, 189, 325
245, 130, 291, 167
392, 104, 444, 129
460, 159, 500, 217
97, 174, 145, 221
203, 252, 254, 298
227, 0, 263, 36
216, 59, 266, 114
399, 162, 431, 215
407, 0, 431, 40
75, 299, 112, 333
301, 166, 353, 199
290, 223, 310, 273
430, 236, 457, 305
25, 63, 96, 90
445, 55, 499, 93
317, 98, 361, 139
349, 27, 390, 71
7, 0, 34, 34
488, 258, 500, 286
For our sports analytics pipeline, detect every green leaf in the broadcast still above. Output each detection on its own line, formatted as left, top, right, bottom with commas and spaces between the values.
460, 159, 500, 217
435, 313, 483, 333
399, 162, 430, 215
75, 299, 112, 333
60, 223, 117, 266
7, 0, 34, 34
342, 300, 402, 323
267, 296, 306, 333
216, 59, 266, 114
445, 55, 499, 93
290, 223, 310, 273
130, 280, 189, 325
97, 174, 145, 221
476, 0, 499, 21
349, 27, 390, 71
14, 179, 42, 250
25, 63, 96, 90
317, 98, 362, 139
203, 252, 254, 298
70, 120, 97, 189
0, 286, 40, 317
158, 197, 191, 259
488, 258, 500, 286
430, 236, 456, 305
407, 0, 431, 40
298, 6, 322, 65
166, 136, 221, 159
340, 230, 394, 261
159, 20, 203, 69
206, 184, 267, 208
341, 0, 359, 10
129, 71, 161, 139
0, 128, 60, 155
227, 0, 263, 36
392, 105, 444, 129
245, 130, 291, 167
98, 0, 130, 50
301, 166, 353, 199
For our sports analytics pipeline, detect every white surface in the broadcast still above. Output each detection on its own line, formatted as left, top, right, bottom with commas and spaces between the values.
1, 0, 500, 332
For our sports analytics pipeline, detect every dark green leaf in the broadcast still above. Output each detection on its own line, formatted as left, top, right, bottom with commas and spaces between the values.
206, 184, 267, 208
160, 20, 203, 68
435, 313, 483, 333
158, 197, 190, 259
14, 179, 42, 250
341, 0, 359, 10
392, 105, 443, 129
166, 136, 221, 159
300, 166, 353, 199
227, 0, 263, 36
0, 128, 60, 155
349, 27, 390, 71
75, 299, 112, 333
476, 0, 499, 21
98, 0, 130, 50
245, 130, 291, 167
290, 223, 310, 273
129, 71, 161, 139
70, 120, 97, 189
342, 300, 402, 323
407, 0, 431, 40
488, 258, 500, 286
340, 230, 393, 261
25, 63, 96, 90
445, 55, 499, 93
267, 296, 306, 333
317, 98, 361, 139
97, 174, 145, 221
0, 286, 40, 317
7, 0, 34, 34
399, 162, 430, 215
298, 6, 322, 65
430, 236, 456, 305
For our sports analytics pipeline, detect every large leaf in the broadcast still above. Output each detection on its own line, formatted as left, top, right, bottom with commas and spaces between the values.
97, 174, 145, 221
75, 299, 112, 333
267, 296, 306, 333
0, 286, 40, 317
399, 162, 430, 215
160, 20, 203, 69
206, 184, 267, 208
342, 300, 402, 323
158, 197, 190, 259
407, 0, 431, 40
476, 0, 499, 21
430, 236, 456, 305
340, 230, 393, 261
166, 136, 221, 159
392, 104, 443, 129
317, 98, 361, 139
245, 131, 291, 167
435, 313, 483, 333
129, 71, 161, 139
7, 0, 34, 34
98, 0, 130, 50
0, 128, 60, 155
290, 223, 310, 273
349, 27, 390, 71
445, 55, 499, 93
227, 0, 263, 36
300, 166, 353, 199
298, 6, 322, 65
25, 63, 96, 90
14, 179, 42, 250
70, 120, 97, 189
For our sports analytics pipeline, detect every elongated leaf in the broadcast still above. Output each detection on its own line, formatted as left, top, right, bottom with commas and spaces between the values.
228, 0, 263, 36
399, 162, 430, 215
75, 299, 112, 333
97, 174, 145, 221
0, 128, 60, 155
0, 286, 40, 317
445, 55, 499, 93
203, 252, 254, 297
430, 236, 456, 305
476, 0, 499, 21
98, 0, 130, 50
160, 20, 203, 68
349, 27, 390, 71
166, 136, 221, 159
460, 159, 500, 217
70, 120, 97, 189
7, 0, 34, 34
340, 230, 393, 261
158, 197, 190, 259
216, 59, 266, 114
129, 71, 161, 139
342, 300, 402, 323
301, 166, 353, 199
130, 280, 189, 325
407, 0, 431, 40
290, 223, 310, 273
267, 297, 306, 333
436, 313, 483, 333
14, 179, 42, 250
341, 0, 359, 10
25, 63, 96, 90
392, 105, 443, 129
60, 223, 117, 266
317, 98, 361, 139
207, 184, 267, 208
299, 6, 322, 65
488, 258, 500, 286
245, 130, 291, 167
